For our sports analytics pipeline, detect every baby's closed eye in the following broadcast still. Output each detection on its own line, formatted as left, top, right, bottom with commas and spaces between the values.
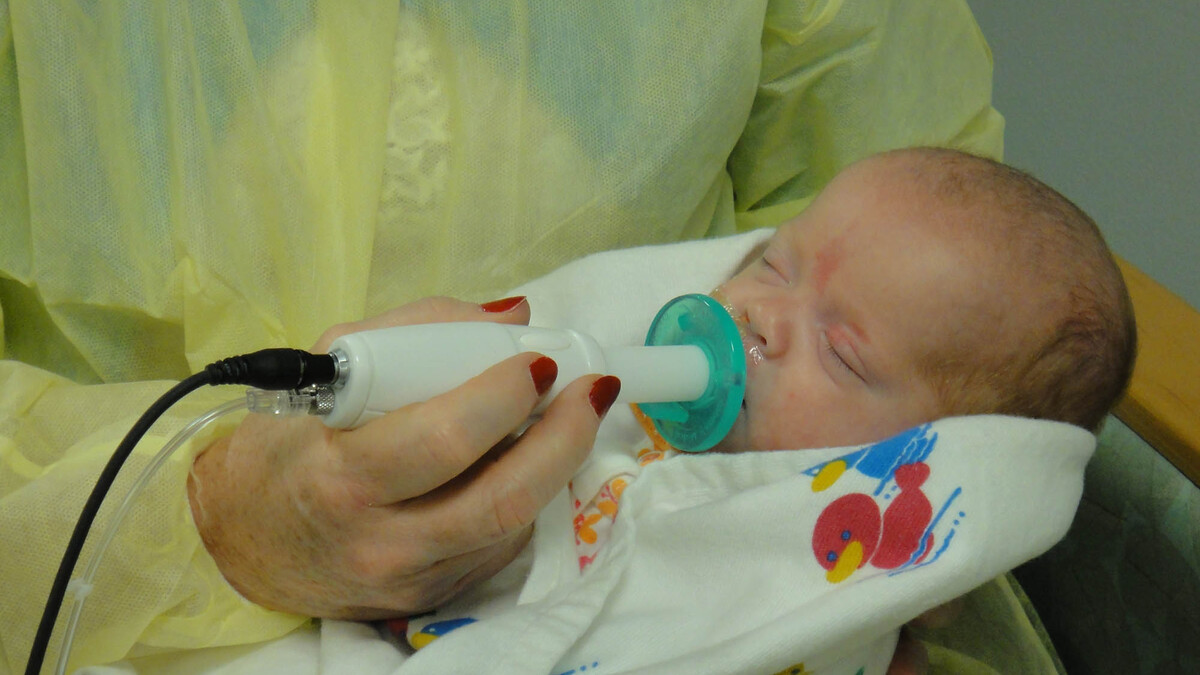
820, 330, 866, 383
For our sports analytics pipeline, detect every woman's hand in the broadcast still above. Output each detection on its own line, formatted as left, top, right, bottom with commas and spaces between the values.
187, 296, 619, 619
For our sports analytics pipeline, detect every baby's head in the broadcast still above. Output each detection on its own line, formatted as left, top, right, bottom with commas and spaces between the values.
711, 147, 1136, 452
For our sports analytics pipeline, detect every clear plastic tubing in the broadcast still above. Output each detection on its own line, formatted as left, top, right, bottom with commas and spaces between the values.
54, 398, 247, 675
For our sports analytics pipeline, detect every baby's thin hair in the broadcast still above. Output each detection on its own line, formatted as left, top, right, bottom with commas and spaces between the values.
891, 147, 1137, 431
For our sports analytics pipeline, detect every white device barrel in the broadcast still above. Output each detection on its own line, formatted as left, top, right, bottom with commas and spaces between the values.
603, 345, 709, 403
324, 323, 525, 428
324, 323, 711, 429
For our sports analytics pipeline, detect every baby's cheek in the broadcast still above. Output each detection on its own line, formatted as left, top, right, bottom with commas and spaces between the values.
754, 383, 884, 450
748, 397, 812, 450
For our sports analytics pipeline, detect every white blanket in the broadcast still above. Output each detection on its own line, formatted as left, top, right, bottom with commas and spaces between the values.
86, 230, 1095, 675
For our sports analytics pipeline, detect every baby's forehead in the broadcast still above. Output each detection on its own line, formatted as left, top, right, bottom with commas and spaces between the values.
777, 182, 996, 266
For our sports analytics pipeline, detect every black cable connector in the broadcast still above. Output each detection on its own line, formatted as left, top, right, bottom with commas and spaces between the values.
205, 348, 339, 389
26, 348, 336, 675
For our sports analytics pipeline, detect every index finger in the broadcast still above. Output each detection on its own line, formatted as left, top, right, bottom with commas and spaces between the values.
335, 351, 556, 502
407, 374, 619, 553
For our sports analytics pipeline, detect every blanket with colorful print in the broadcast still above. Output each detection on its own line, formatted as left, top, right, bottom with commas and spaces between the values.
382, 230, 1094, 675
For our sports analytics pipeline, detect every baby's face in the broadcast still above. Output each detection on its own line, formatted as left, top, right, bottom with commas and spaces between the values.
711, 159, 998, 451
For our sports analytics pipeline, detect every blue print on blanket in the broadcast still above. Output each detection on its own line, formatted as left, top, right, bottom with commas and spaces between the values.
406, 616, 478, 649
555, 661, 600, 675
801, 424, 963, 584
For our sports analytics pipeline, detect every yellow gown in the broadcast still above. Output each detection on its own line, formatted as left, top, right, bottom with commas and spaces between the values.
0, 1, 1002, 670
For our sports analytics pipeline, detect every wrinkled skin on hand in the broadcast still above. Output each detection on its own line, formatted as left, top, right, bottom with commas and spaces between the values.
187, 297, 615, 619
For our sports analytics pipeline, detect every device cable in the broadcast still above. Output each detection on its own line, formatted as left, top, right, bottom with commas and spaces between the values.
25, 349, 337, 675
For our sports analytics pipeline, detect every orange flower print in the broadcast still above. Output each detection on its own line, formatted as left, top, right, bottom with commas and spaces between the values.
574, 512, 602, 545
610, 478, 627, 501
596, 499, 618, 518
637, 447, 665, 466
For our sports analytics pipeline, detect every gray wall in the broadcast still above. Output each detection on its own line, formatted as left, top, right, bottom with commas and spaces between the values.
967, 2, 1199, 311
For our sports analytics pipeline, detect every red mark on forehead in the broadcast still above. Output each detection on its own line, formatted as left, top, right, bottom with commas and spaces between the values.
814, 236, 845, 295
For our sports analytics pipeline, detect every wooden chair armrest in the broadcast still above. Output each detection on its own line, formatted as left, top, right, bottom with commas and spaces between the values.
1112, 257, 1200, 485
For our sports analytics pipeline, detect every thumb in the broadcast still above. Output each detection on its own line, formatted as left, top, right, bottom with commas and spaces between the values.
312, 296, 531, 351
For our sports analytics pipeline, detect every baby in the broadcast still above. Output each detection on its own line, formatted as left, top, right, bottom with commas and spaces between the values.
712, 146, 1135, 452
389, 147, 1136, 674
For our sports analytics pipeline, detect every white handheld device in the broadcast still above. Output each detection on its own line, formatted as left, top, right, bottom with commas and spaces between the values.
246, 294, 747, 452
321, 322, 710, 429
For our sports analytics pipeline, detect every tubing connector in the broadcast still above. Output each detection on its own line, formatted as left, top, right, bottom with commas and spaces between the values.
246, 386, 336, 417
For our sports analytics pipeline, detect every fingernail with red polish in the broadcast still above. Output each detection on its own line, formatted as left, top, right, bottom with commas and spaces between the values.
529, 356, 558, 396
589, 376, 621, 418
384, 618, 409, 638
480, 296, 527, 313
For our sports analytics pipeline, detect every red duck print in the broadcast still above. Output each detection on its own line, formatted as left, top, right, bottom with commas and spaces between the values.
812, 462, 934, 583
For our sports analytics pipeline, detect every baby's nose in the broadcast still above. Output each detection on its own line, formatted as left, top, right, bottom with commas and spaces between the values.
746, 300, 790, 359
